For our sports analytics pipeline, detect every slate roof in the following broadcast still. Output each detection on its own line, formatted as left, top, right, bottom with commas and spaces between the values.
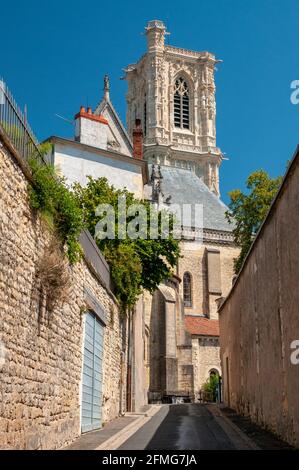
157, 166, 232, 232
185, 316, 219, 337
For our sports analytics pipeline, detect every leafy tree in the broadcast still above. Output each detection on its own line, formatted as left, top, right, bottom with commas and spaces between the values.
73, 176, 180, 312
226, 170, 282, 273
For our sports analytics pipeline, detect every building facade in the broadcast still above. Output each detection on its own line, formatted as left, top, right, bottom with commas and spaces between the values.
124, 20, 239, 401
48, 20, 238, 406
52, 20, 238, 403
125, 20, 221, 196
0, 20, 239, 449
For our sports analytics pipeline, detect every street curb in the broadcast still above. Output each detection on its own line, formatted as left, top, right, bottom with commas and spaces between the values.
206, 404, 260, 450
95, 405, 162, 450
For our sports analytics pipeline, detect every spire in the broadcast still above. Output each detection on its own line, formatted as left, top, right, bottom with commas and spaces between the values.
103, 74, 110, 101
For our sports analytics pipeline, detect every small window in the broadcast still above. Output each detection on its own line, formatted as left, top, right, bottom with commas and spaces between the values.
174, 77, 189, 129
183, 272, 192, 307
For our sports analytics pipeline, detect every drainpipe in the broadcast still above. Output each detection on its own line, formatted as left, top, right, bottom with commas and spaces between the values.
126, 309, 132, 412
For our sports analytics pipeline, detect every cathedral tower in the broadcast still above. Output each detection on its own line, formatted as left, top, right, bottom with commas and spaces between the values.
125, 20, 222, 196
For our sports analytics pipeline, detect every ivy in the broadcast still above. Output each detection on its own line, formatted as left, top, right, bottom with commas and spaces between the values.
28, 144, 84, 263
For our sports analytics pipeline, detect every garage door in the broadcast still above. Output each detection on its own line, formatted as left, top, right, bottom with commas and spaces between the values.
81, 311, 104, 433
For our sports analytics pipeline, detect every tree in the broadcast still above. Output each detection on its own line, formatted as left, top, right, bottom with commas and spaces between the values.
73, 176, 180, 312
226, 170, 282, 274
202, 373, 219, 402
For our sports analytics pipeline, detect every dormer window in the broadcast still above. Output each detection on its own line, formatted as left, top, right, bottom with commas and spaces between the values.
174, 78, 189, 129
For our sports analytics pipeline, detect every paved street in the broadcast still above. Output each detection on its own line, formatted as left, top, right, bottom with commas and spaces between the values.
119, 404, 254, 450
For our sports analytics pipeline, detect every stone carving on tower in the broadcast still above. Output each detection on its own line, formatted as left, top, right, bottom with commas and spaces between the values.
124, 20, 222, 196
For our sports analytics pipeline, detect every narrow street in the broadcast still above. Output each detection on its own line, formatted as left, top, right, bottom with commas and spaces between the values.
119, 404, 255, 450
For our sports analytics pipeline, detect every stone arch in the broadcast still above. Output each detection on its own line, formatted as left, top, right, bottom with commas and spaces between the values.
205, 365, 221, 381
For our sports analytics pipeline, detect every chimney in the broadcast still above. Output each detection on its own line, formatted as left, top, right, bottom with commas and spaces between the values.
133, 119, 143, 159
74, 106, 108, 149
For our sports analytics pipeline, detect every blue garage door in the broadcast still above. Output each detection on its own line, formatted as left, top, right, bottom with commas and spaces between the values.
81, 311, 104, 433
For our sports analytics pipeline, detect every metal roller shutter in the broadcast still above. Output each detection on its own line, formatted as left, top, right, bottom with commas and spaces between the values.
81, 311, 104, 433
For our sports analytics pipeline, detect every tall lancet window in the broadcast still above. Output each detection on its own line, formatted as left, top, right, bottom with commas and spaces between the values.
183, 272, 192, 307
174, 77, 189, 129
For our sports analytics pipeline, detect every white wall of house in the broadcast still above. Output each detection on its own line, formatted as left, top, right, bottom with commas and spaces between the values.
52, 140, 145, 198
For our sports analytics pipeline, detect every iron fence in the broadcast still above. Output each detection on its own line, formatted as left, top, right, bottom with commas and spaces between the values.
0, 78, 44, 163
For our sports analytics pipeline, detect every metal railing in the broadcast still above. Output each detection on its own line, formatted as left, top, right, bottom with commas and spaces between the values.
0, 78, 44, 163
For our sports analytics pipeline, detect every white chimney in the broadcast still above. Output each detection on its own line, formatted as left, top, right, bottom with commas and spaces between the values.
74, 106, 108, 149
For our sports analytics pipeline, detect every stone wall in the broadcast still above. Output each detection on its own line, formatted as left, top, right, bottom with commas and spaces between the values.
0, 141, 125, 449
131, 297, 147, 412
178, 242, 239, 318
219, 151, 299, 447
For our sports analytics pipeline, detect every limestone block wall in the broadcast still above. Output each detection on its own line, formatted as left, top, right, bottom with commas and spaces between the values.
131, 296, 147, 412
219, 152, 299, 447
178, 243, 238, 318
0, 142, 124, 449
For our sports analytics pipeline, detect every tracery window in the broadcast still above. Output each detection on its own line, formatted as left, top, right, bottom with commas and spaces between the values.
183, 272, 192, 307
174, 77, 190, 129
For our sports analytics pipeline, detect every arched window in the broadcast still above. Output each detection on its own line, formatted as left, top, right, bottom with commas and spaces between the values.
183, 272, 192, 307
174, 77, 189, 129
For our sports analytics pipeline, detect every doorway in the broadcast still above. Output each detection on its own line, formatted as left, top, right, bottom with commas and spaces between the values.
81, 311, 104, 433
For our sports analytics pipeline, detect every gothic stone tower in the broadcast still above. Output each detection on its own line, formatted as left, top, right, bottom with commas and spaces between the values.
125, 19, 222, 196
124, 21, 239, 402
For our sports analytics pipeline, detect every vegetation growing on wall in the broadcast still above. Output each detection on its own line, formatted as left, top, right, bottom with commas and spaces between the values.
37, 238, 71, 313
226, 170, 282, 274
28, 144, 84, 263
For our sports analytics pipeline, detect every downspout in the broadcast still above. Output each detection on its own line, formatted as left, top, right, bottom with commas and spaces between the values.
126, 309, 132, 412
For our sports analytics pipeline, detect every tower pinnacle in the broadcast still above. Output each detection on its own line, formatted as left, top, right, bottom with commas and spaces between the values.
103, 74, 110, 101
145, 20, 168, 52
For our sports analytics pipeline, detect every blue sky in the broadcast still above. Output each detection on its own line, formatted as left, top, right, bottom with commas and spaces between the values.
2, 0, 299, 202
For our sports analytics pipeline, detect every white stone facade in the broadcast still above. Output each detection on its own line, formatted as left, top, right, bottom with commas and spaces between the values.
50, 137, 146, 199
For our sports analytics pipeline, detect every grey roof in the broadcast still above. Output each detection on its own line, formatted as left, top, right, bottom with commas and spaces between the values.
152, 165, 232, 232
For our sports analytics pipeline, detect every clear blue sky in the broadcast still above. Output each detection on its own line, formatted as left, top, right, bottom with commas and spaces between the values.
2, 0, 299, 202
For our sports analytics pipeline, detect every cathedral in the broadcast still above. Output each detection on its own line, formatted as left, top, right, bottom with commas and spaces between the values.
123, 20, 239, 403
50, 20, 239, 406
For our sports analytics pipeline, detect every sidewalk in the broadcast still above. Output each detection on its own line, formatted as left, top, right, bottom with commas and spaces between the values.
219, 406, 295, 450
206, 404, 260, 450
64, 405, 162, 451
